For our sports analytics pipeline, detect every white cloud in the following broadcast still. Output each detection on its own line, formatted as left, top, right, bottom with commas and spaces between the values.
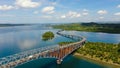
15, 0, 40, 8
60, 11, 81, 19
117, 5, 120, 8
42, 6, 55, 14
83, 9, 88, 12
114, 12, 120, 16
67, 11, 81, 18
82, 12, 89, 15
0, 5, 14, 10
97, 10, 107, 15
61, 15, 66, 18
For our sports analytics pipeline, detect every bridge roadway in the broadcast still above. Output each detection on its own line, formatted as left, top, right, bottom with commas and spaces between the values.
0, 30, 86, 68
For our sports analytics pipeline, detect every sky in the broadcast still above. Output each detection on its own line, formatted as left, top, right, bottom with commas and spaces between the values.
0, 0, 120, 24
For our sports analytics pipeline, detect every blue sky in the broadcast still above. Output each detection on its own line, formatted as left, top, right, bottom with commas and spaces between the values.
0, 0, 120, 23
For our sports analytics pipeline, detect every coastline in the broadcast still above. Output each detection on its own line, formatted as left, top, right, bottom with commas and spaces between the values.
52, 23, 120, 34
74, 53, 120, 68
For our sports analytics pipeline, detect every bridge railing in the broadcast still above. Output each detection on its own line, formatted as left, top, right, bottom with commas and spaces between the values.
57, 30, 86, 42
0, 45, 59, 66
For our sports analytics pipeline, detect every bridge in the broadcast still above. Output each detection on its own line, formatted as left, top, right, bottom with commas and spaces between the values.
0, 30, 86, 68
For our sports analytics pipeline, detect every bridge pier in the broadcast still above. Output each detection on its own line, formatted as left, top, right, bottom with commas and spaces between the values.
57, 59, 62, 64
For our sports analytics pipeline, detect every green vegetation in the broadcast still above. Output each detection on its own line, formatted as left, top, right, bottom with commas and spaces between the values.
76, 42, 120, 65
53, 22, 120, 33
58, 41, 74, 46
42, 31, 54, 41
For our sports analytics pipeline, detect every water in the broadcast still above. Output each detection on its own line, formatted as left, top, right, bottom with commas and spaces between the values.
16, 55, 104, 68
0, 25, 120, 68
61, 31, 120, 43
0, 25, 74, 58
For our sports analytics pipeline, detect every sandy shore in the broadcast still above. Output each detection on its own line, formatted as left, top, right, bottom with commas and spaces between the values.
74, 53, 120, 68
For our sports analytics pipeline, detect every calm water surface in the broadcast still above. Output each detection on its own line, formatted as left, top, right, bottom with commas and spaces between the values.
0, 25, 120, 68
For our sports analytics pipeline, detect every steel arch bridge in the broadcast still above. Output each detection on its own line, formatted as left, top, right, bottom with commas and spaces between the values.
0, 30, 86, 68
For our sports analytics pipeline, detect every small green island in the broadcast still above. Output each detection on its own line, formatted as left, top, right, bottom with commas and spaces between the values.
42, 31, 54, 41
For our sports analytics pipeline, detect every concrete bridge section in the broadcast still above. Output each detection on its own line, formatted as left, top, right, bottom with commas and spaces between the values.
0, 30, 86, 68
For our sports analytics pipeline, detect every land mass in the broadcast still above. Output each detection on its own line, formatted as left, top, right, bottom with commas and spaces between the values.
0, 24, 30, 27
59, 41, 120, 67
76, 42, 120, 66
53, 22, 120, 33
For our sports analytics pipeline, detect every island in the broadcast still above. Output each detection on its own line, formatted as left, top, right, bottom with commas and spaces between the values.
42, 31, 54, 41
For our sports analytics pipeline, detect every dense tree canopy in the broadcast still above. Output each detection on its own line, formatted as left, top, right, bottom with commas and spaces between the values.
53, 23, 120, 33
77, 42, 120, 64
42, 31, 54, 41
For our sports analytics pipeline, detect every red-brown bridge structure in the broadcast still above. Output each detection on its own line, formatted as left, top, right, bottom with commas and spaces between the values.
0, 30, 86, 68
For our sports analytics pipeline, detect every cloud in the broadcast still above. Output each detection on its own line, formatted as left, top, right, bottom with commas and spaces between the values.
0, 5, 14, 10
82, 9, 89, 16
61, 15, 66, 18
97, 10, 107, 15
15, 0, 40, 8
42, 6, 55, 14
67, 11, 81, 18
117, 5, 120, 8
82, 12, 89, 16
60, 11, 81, 19
83, 9, 89, 12
114, 12, 120, 16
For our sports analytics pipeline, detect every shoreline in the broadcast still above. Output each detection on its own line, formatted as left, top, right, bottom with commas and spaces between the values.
52, 23, 120, 34
74, 53, 120, 68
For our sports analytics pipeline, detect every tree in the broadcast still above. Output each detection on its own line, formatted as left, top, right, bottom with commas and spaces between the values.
42, 31, 54, 41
